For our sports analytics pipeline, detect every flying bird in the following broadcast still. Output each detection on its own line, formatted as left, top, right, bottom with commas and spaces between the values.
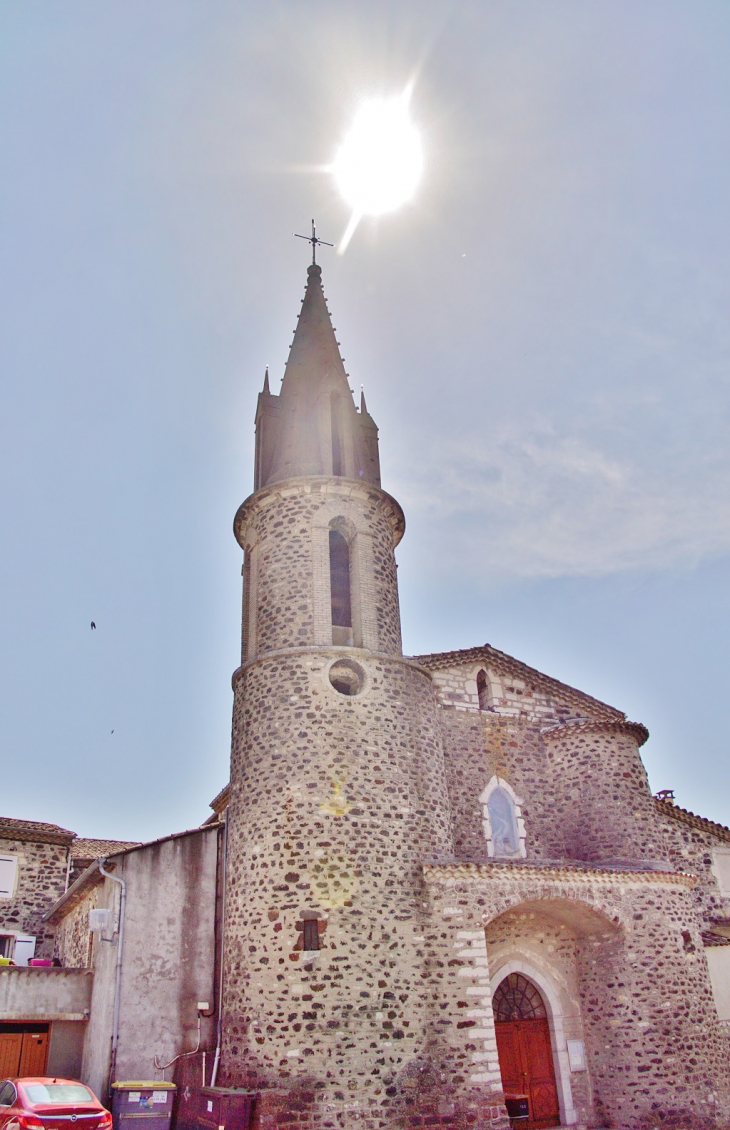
90, 622, 96, 630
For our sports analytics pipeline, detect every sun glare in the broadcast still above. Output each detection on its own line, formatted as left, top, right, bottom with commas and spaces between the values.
331, 90, 423, 253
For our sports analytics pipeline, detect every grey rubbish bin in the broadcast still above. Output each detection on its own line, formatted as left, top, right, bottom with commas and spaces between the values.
111, 1082, 176, 1130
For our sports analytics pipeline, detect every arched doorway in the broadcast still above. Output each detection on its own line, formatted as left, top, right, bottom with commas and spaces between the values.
493, 973, 560, 1130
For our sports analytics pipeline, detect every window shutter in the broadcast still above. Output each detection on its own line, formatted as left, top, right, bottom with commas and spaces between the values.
0, 857, 18, 898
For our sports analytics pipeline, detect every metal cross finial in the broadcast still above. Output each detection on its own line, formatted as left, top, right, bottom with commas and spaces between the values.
294, 219, 333, 265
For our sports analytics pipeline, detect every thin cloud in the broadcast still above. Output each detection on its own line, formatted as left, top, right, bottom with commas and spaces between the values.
395, 427, 730, 579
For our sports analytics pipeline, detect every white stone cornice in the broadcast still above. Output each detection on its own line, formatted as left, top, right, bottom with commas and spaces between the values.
234, 475, 406, 548
541, 718, 649, 746
422, 861, 696, 890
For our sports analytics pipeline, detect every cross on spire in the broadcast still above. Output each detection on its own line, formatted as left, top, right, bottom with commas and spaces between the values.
294, 219, 333, 266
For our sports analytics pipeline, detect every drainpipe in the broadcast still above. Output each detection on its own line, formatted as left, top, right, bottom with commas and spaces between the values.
99, 859, 126, 1094
210, 808, 228, 1088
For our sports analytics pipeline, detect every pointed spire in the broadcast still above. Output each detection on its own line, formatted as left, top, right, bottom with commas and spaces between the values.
360, 387, 368, 415
279, 264, 350, 404
253, 263, 381, 489
262, 367, 270, 394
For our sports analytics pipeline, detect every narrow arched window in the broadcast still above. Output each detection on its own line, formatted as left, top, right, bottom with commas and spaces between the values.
331, 395, 343, 476
241, 550, 251, 662
488, 787, 520, 858
477, 669, 489, 710
329, 529, 352, 628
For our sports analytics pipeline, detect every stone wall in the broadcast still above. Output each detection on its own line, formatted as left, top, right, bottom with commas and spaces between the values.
234, 478, 405, 659
220, 648, 479, 1129
0, 837, 70, 957
424, 864, 730, 1130
438, 709, 561, 864
543, 721, 664, 866
654, 801, 730, 925
419, 655, 623, 724
54, 883, 101, 969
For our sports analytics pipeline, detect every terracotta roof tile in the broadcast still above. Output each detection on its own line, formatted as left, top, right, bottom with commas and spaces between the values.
205, 784, 230, 823
71, 838, 141, 859
655, 797, 730, 844
0, 816, 76, 845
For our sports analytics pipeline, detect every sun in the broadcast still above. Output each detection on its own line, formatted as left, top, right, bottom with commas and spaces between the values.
331, 89, 424, 252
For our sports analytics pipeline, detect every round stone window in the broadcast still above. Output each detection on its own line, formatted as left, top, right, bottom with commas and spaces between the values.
328, 658, 365, 697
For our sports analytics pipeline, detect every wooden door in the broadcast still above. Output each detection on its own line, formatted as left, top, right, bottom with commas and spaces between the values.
19, 1031, 48, 1076
495, 1018, 560, 1130
0, 1033, 22, 1077
494, 1022, 523, 1096
521, 1020, 559, 1128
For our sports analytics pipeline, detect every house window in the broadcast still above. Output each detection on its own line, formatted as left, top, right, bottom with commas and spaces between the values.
477, 669, 490, 710
0, 856, 18, 899
479, 777, 527, 859
329, 530, 352, 628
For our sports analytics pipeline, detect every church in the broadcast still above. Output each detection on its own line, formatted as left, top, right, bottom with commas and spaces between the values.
2, 259, 730, 1130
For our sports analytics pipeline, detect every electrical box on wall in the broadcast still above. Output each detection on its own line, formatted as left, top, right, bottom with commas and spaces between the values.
89, 908, 112, 932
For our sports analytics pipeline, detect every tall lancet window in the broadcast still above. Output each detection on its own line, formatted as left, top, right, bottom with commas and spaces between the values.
329, 530, 352, 629
331, 395, 343, 476
488, 788, 520, 857
479, 777, 527, 859
477, 669, 490, 710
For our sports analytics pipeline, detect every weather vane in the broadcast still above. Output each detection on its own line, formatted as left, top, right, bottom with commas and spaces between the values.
294, 219, 333, 266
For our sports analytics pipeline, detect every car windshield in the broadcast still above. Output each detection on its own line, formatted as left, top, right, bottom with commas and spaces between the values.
23, 1085, 96, 1105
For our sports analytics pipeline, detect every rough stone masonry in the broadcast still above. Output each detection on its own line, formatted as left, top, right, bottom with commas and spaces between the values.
213, 261, 730, 1130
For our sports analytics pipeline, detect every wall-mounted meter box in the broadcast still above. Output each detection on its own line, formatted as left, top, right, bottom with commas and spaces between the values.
89, 908, 112, 932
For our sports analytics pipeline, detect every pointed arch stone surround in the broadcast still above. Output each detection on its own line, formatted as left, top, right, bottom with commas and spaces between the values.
489, 958, 577, 1126
479, 776, 527, 858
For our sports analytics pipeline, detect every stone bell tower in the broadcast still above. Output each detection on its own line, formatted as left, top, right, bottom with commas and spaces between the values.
219, 262, 457, 1125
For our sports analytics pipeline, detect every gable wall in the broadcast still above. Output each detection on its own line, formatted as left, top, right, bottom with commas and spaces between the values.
0, 837, 70, 958
655, 804, 730, 924
437, 708, 565, 862
430, 661, 665, 867
431, 662, 612, 864
54, 885, 101, 969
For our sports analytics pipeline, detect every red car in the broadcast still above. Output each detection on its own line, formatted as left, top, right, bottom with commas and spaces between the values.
0, 1079, 112, 1130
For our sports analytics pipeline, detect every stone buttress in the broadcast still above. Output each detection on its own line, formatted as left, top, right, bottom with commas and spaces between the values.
219, 265, 504, 1129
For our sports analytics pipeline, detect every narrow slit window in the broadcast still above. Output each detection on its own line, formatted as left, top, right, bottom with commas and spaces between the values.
302, 919, 320, 951
329, 530, 352, 627
477, 669, 489, 710
331, 395, 343, 476
241, 550, 251, 662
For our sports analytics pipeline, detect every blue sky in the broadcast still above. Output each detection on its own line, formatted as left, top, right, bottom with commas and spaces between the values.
1, 1, 729, 840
